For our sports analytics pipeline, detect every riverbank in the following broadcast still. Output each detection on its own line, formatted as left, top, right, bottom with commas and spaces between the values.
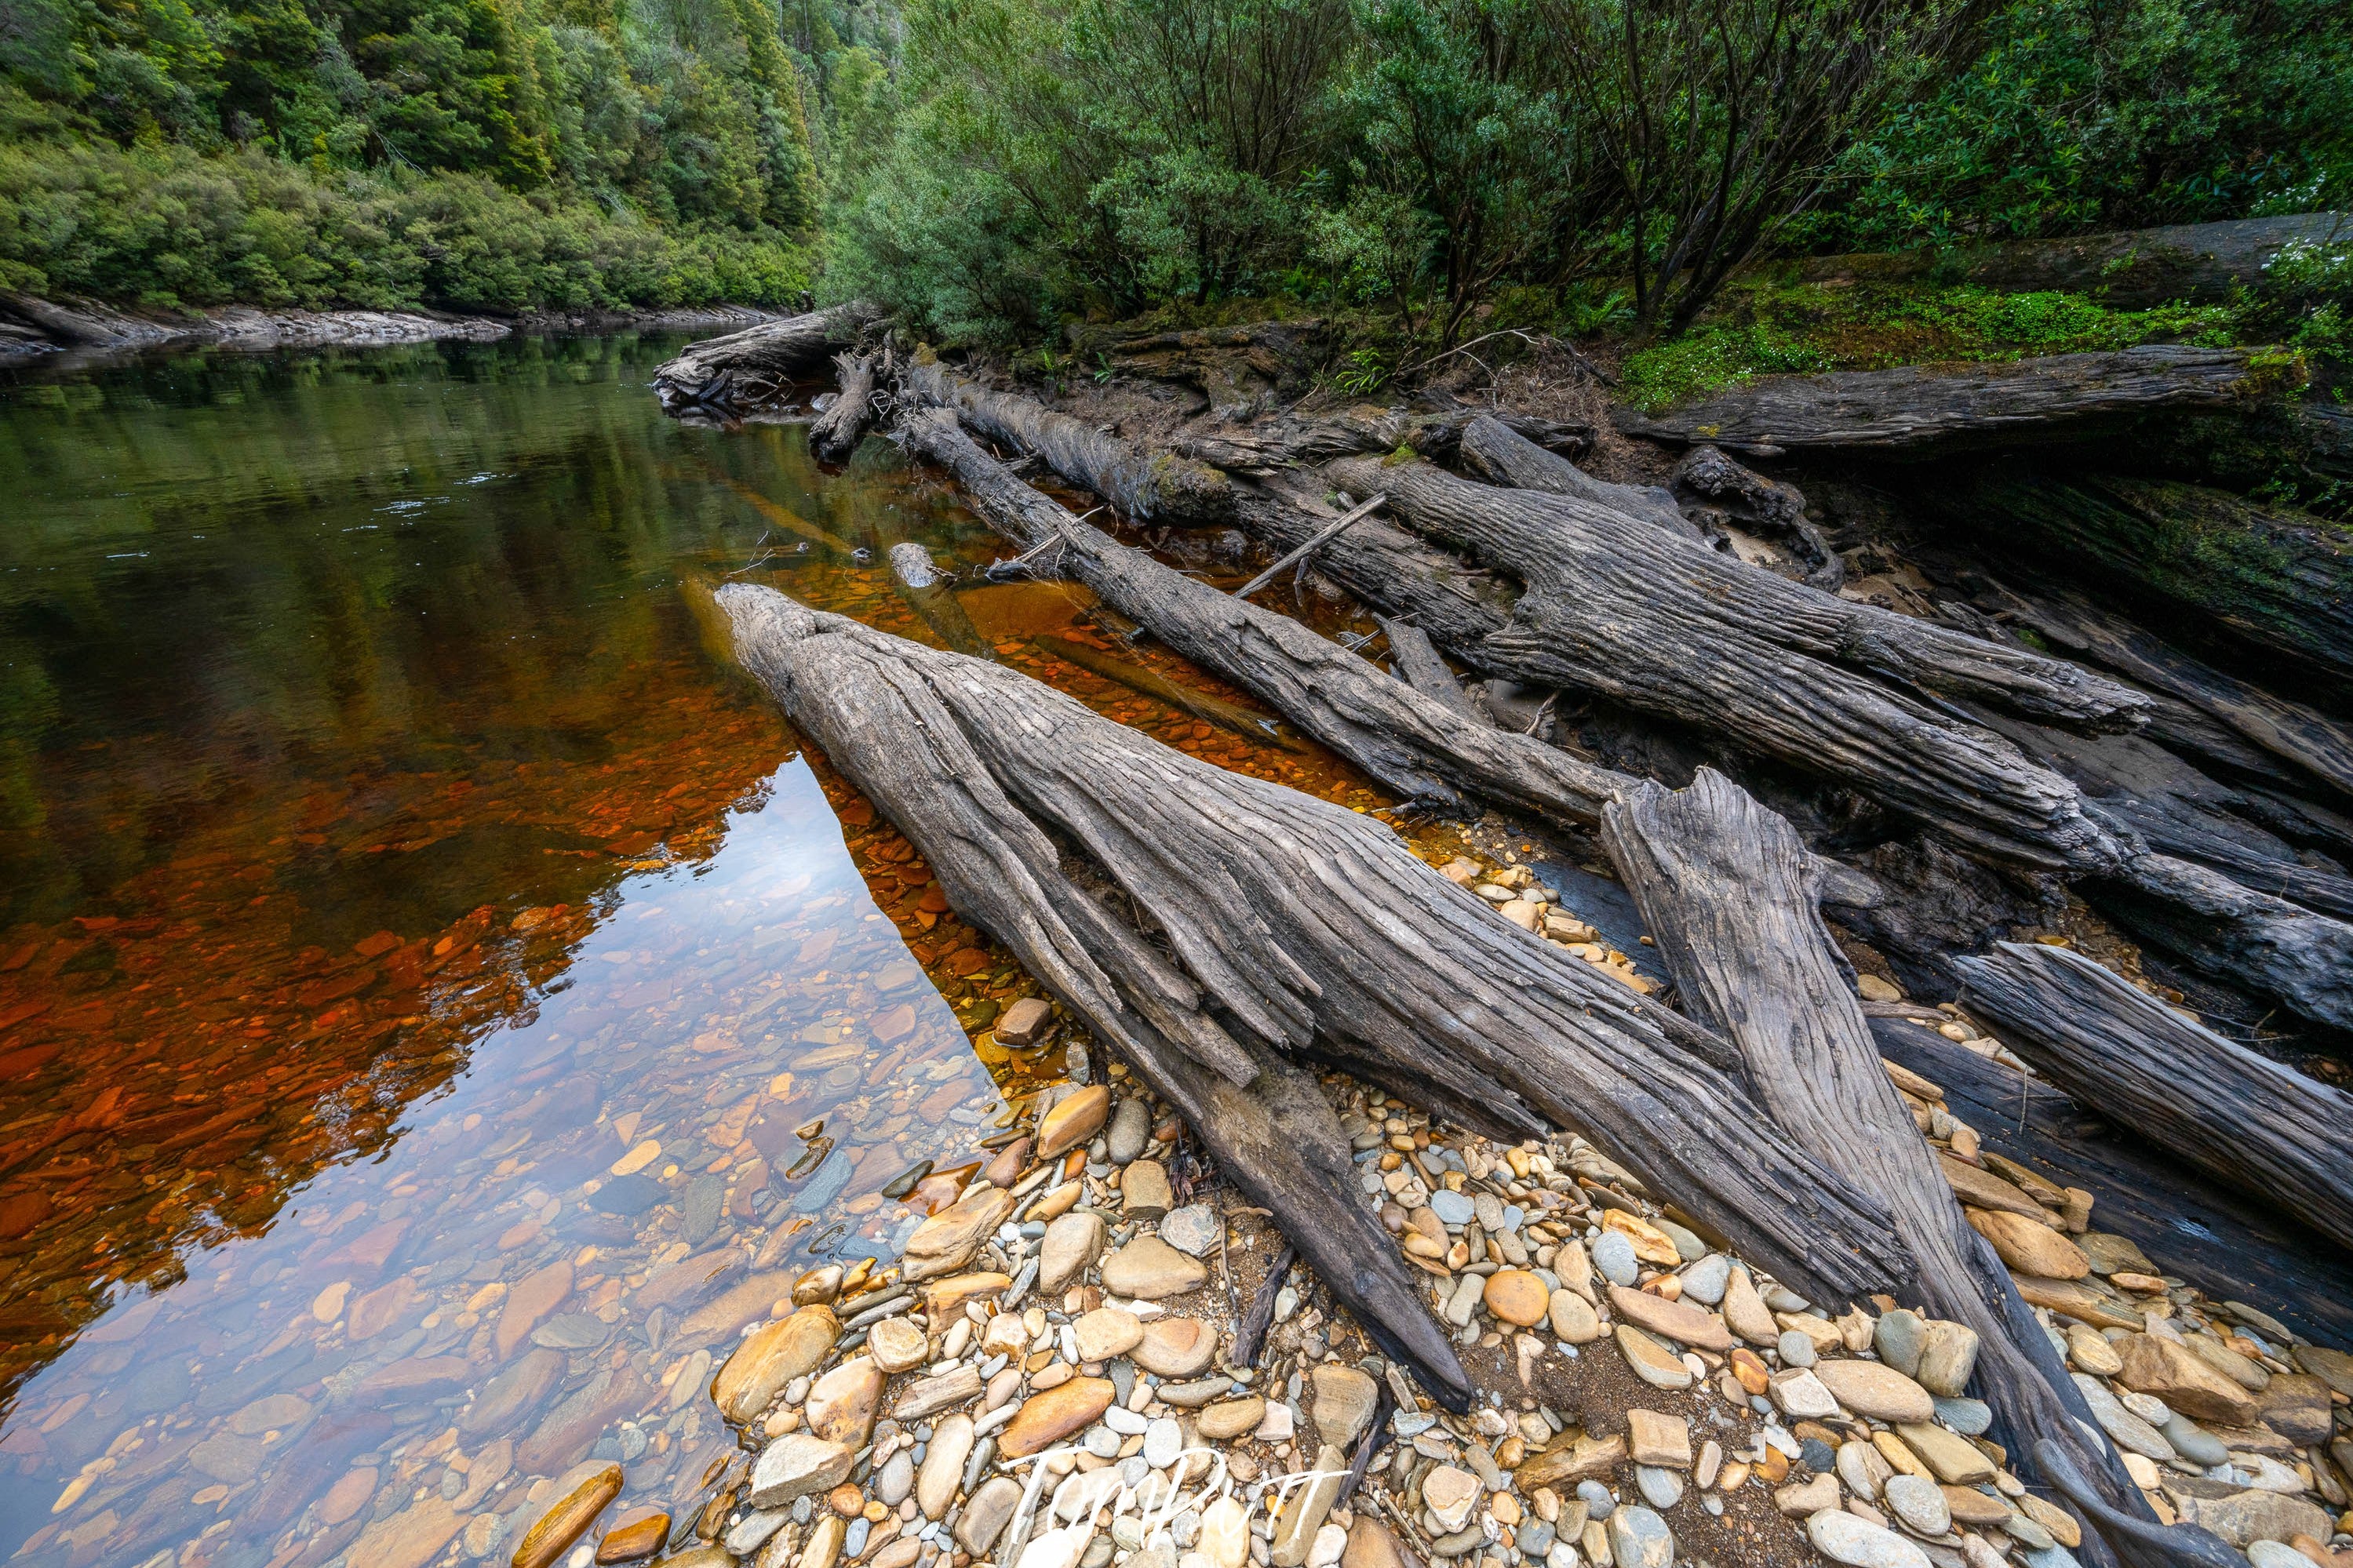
0, 293, 793, 368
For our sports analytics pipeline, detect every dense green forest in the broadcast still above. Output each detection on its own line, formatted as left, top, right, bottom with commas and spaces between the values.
1, 0, 2348, 335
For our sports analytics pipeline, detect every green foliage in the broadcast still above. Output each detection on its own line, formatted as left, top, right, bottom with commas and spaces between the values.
1803, 0, 2353, 249
0, 133, 810, 308
0, 0, 842, 309
1616, 279, 2245, 410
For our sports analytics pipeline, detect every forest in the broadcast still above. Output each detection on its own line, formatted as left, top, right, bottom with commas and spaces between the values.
0, 0, 2346, 330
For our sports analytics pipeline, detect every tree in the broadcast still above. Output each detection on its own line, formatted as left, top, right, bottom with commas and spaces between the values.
1549, 0, 1972, 329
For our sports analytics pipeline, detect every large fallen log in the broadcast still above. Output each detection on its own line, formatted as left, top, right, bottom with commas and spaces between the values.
1613, 345, 2278, 456
651, 301, 883, 416
1910, 468, 2353, 684
894, 406, 1632, 831
1325, 451, 2144, 871
1601, 769, 2238, 1568
1956, 942, 2353, 1254
1962, 576, 2353, 802
2089, 852, 2353, 1031
715, 585, 1918, 1337
1456, 415, 1697, 537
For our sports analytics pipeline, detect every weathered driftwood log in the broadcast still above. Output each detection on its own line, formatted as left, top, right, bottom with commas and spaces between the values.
2087, 852, 2353, 1030
1326, 452, 2145, 871
1065, 318, 1331, 413
895, 406, 1632, 831
1601, 769, 2234, 1568
1966, 577, 2353, 802
716, 585, 1918, 1329
1171, 406, 1591, 475
651, 301, 883, 416
811, 351, 881, 461
1374, 616, 1488, 726
1456, 415, 1696, 537
905, 358, 1235, 525
1669, 444, 1846, 591
1614, 345, 2277, 456
881, 541, 992, 660
1957, 941, 2353, 1253
1912, 469, 2353, 683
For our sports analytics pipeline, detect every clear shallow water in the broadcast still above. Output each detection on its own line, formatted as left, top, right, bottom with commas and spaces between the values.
0, 336, 1189, 1567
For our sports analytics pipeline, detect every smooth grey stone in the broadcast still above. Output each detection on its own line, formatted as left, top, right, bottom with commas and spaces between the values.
1635, 1465, 1685, 1508
1677, 1254, 1729, 1305
2162, 1413, 2228, 1467
1577, 1480, 1616, 1519
1517, 1523, 1556, 1559
1874, 1311, 1925, 1377
844, 1519, 872, 1559
1605, 1505, 1674, 1568
1933, 1397, 1992, 1437
1592, 1231, 1639, 1287
1430, 1190, 1476, 1228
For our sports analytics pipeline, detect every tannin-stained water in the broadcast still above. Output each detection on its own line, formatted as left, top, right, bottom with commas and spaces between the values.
0, 335, 1415, 1568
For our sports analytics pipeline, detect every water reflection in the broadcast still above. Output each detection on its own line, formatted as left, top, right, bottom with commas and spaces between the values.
0, 336, 1059, 1565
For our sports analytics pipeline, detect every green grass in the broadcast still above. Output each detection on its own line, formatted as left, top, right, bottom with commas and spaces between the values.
1615, 281, 2248, 413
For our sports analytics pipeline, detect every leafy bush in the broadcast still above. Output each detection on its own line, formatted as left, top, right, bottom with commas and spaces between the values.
0, 136, 810, 310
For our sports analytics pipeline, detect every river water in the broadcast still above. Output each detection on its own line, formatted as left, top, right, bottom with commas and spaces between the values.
0, 335, 1401, 1568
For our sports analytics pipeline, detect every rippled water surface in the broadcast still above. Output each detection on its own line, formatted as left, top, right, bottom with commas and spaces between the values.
0, 335, 1405, 1568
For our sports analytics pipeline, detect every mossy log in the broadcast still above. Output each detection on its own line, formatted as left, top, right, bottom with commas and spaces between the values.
1912, 468, 2353, 685
1958, 941, 2353, 1253
1603, 769, 2235, 1568
716, 587, 1920, 1359
650, 302, 883, 417
1325, 452, 2146, 871
1615, 345, 2276, 457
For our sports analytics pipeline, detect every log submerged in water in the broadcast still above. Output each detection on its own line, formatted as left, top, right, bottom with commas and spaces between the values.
1601, 769, 2235, 1568
894, 406, 1632, 831
1613, 344, 2278, 456
1957, 940, 2353, 1254
716, 584, 1919, 1326
1326, 451, 2145, 871
652, 301, 883, 416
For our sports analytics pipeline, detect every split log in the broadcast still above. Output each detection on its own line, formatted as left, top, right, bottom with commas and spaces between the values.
1456, 415, 1697, 537
1614, 345, 2277, 456
1956, 941, 2353, 1254
1601, 769, 2236, 1568
1964, 576, 2353, 802
1910, 469, 2353, 684
2085, 852, 2353, 1031
1326, 452, 2145, 871
716, 586, 1918, 1332
651, 301, 883, 416
1374, 617, 1487, 726
811, 351, 881, 461
895, 406, 1632, 832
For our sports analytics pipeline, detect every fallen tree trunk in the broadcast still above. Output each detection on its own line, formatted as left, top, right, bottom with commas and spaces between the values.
895, 406, 1632, 832
1956, 941, 2353, 1254
716, 585, 1918, 1333
2086, 852, 2353, 1031
1327, 452, 2144, 871
1614, 345, 2279, 457
811, 351, 881, 461
882, 542, 992, 660
1374, 617, 1487, 726
1965, 577, 2353, 802
1457, 414, 1698, 537
651, 301, 883, 417
1601, 769, 2238, 1568
1911, 469, 2353, 685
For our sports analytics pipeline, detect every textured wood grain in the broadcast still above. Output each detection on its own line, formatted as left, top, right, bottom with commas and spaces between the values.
897, 406, 1630, 831
716, 587, 1918, 1337
1614, 345, 2267, 454
651, 302, 881, 415
1327, 452, 2142, 871
1958, 940, 2353, 1250
811, 351, 880, 460
1458, 414, 1697, 537
1603, 769, 2235, 1568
